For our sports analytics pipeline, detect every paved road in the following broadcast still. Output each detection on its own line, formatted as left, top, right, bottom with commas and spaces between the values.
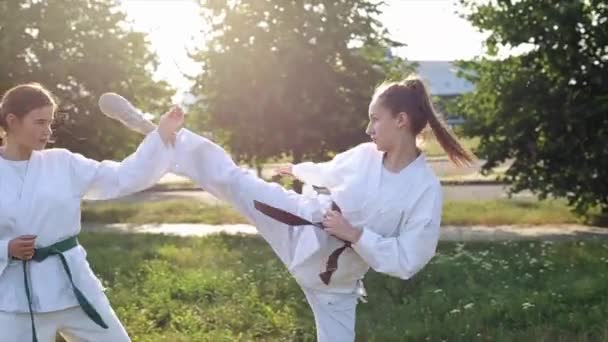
82, 223, 608, 241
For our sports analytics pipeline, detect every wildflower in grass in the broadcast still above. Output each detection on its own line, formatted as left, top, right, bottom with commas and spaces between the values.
522, 302, 534, 310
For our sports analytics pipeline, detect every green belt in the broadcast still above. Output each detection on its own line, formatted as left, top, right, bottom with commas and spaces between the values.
13, 236, 108, 342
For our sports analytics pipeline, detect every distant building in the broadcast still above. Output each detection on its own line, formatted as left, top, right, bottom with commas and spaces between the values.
414, 61, 475, 96
414, 61, 474, 127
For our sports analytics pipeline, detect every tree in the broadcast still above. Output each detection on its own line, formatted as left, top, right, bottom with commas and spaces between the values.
190, 0, 411, 171
454, 0, 608, 215
0, 0, 173, 160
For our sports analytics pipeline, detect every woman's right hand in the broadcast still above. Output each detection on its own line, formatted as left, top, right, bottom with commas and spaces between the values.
8, 235, 36, 260
274, 164, 294, 177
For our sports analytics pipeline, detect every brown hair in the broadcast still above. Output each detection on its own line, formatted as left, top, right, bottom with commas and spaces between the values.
373, 75, 475, 166
0, 83, 57, 134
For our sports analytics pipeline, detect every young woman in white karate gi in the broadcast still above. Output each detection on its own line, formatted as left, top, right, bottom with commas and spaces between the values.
0, 83, 182, 342
104, 76, 474, 342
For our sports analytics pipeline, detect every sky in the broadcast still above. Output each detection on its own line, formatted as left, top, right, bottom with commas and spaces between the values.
120, 0, 489, 100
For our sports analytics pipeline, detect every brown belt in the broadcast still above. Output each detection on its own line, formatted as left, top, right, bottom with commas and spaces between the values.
253, 200, 350, 285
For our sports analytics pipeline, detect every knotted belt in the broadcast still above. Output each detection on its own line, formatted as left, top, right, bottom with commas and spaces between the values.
13, 236, 108, 342
253, 200, 351, 285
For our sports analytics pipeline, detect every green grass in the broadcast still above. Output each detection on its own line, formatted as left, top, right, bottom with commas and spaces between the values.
83, 199, 593, 226
443, 199, 585, 226
82, 200, 246, 225
150, 181, 199, 191
76, 232, 608, 341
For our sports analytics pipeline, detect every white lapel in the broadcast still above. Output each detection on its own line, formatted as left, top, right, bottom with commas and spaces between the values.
0, 159, 9, 215
391, 153, 426, 203
0, 157, 7, 192
362, 147, 383, 208
0, 158, 8, 275
15, 150, 42, 234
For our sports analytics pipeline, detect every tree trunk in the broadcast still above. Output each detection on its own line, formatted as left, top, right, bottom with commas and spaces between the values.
292, 151, 303, 193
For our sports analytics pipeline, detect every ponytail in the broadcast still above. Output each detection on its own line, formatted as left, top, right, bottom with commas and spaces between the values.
426, 103, 475, 166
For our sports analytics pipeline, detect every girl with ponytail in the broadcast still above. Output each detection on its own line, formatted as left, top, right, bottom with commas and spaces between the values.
106, 75, 475, 341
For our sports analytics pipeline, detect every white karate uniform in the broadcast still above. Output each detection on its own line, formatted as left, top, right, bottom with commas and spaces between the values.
172, 129, 442, 342
0, 130, 173, 342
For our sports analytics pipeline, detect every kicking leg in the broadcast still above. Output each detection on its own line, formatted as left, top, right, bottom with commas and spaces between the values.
173, 129, 327, 266
97, 93, 327, 266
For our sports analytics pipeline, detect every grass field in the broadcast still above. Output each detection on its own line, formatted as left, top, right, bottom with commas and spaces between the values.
72, 232, 608, 341
82, 198, 599, 226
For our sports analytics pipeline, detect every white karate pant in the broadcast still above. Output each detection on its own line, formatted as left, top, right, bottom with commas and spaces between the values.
174, 129, 358, 341
301, 288, 358, 342
0, 294, 130, 342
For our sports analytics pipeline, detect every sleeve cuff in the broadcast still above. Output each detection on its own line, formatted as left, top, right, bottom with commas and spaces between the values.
351, 227, 380, 257
151, 128, 174, 165
0, 239, 10, 261
174, 128, 207, 153
149, 128, 169, 148
291, 162, 311, 180
172, 128, 202, 175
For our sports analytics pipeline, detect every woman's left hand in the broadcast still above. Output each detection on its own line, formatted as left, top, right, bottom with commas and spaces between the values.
323, 210, 362, 243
